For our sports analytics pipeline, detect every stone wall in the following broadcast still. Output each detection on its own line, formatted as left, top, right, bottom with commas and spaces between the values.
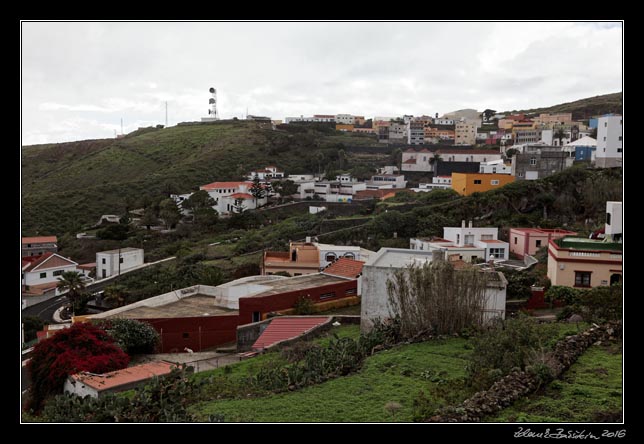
426, 321, 622, 422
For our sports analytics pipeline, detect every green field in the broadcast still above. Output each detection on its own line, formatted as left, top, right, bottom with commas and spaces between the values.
190, 336, 473, 422
489, 342, 623, 423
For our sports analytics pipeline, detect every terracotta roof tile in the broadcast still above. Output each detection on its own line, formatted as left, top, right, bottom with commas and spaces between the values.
322, 258, 365, 279
230, 192, 253, 199
252, 317, 330, 350
70, 361, 176, 391
200, 181, 252, 190
22, 236, 57, 244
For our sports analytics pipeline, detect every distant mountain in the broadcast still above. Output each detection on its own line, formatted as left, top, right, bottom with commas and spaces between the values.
502, 92, 622, 120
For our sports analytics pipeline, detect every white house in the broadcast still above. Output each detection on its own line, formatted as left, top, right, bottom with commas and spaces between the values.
96, 247, 144, 280
410, 220, 509, 262
366, 174, 407, 189
479, 159, 512, 175
335, 114, 356, 125
64, 361, 175, 398
200, 181, 268, 215
605, 201, 622, 242
402, 149, 503, 172
247, 166, 285, 181
595, 115, 622, 168
360, 248, 507, 332
412, 176, 452, 193
314, 180, 367, 202
316, 243, 367, 268
22, 252, 79, 290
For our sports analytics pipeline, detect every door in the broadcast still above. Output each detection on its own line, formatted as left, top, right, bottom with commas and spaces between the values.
102, 269, 107, 278
252, 311, 261, 323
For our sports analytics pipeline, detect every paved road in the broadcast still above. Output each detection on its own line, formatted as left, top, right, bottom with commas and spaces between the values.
21, 296, 68, 323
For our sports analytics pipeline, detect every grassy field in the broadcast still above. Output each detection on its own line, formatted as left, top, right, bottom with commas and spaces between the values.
189, 336, 474, 422
488, 342, 623, 423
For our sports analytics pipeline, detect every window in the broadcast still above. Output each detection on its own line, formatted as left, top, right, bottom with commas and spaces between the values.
606, 212, 612, 225
456, 234, 460, 244
27, 244, 32, 248
102, 258, 106, 264
618, 136, 622, 141
574, 271, 591, 287
491, 180, 500, 185
514, 237, 518, 244
325, 253, 337, 262
489, 248, 505, 258
536, 240, 542, 247
344, 252, 355, 259
320, 292, 336, 300
617, 148, 622, 153
53, 270, 63, 276
119, 257, 124, 264
474, 179, 482, 185
530, 158, 537, 165
345, 288, 357, 296
481, 234, 493, 240
604, 122, 607, 127
492, 167, 496, 173
39, 272, 47, 279
603, 137, 606, 141
182, 333, 190, 339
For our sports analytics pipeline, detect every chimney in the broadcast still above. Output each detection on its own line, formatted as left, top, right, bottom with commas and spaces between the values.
305, 236, 311, 243
469, 220, 473, 228
461, 220, 466, 228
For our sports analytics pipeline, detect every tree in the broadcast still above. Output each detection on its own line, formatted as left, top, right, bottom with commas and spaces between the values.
26, 322, 130, 412
390, 148, 403, 170
505, 148, 519, 159
93, 319, 160, 355
273, 179, 299, 200
182, 191, 215, 212
482, 109, 497, 122
250, 177, 266, 207
429, 153, 442, 168
140, 207, 159, 230
337, 149, 347, 170
554, 127, 566, 146
22, 316, 46, 343
159, 198, 181, 229
97, 224, 129, 240
103, 285, 129, 308
57, 271, 87, 316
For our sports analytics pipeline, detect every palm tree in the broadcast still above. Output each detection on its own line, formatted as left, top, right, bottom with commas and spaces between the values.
57, 271, 86, 316
103, 285, 129, 308
429, 153, 442, 171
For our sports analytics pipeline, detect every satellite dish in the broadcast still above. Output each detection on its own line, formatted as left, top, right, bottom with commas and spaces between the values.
209, 98, 215, 104
209, 87, 215, 93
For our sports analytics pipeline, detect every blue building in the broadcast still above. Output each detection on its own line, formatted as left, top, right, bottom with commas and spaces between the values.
589, 113, 615, 129
575, 145, 596, 161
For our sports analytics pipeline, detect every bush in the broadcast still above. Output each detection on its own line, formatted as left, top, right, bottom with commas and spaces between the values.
293, 296, 315, 315
96, 224, 129, 240
576, 284, 622, 322
22, 316, 45, 343
545, 285, 581, 305
466, 315, 557, 390
94, 319, 160, 355
26, 323, 130, 412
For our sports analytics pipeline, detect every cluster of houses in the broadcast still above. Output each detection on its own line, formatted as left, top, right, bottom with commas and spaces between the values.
52, 199, 621, 399
21, 235, 145, 305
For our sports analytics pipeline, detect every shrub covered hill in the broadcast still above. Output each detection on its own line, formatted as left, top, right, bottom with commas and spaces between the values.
22, 120, 381, 235
503, 92, 622, 121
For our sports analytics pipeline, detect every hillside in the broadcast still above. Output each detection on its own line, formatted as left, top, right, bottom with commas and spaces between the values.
21, 120, 382, 235
503, 92, 622, 120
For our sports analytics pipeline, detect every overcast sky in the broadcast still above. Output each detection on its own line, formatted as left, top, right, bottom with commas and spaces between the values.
21, 21, 622, 145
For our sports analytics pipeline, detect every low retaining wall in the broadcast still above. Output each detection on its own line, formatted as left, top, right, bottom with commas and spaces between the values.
426, 321, 622, 422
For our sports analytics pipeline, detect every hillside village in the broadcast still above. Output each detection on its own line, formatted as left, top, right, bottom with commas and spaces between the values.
21, 95, 623, 423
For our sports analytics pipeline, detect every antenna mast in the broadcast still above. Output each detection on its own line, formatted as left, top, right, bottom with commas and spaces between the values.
208, 87, 219, 120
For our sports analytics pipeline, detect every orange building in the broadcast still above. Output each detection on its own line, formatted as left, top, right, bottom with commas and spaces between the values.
335, 124, 355, 132
451, 173, 515, 196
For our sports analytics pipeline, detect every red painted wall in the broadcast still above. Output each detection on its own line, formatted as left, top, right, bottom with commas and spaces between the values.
143, 315, 241, 353
135, 279, 358, 352
239, 280, 358, 324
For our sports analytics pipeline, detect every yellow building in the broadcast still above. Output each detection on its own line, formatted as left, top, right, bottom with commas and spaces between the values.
547, 237, 622, 288
335, 124, 355, 132
451, 173, 515, 196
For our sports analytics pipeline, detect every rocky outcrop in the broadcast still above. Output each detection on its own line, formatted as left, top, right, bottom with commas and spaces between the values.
426, 321, 622, 422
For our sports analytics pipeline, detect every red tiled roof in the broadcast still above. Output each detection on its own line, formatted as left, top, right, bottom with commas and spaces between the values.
436, 149, 502, 155
22, 252, 77, 272
78, 263, 96, 270
322, 258, 365, 279
200, 181, 252, 190
230, 192, 253, 199
70, 361, 176, 392
252, 317, 330, 351
403, 158, 417, 164
22, 236, 57, 244
22, 252, 54, 271
511, 228, 578, 235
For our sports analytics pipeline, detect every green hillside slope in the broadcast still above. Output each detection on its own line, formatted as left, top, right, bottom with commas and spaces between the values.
503, 92, 622, 120
21, 120, 378, 235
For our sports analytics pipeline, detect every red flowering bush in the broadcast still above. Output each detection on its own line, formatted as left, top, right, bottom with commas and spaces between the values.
26, 322, 130, 412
